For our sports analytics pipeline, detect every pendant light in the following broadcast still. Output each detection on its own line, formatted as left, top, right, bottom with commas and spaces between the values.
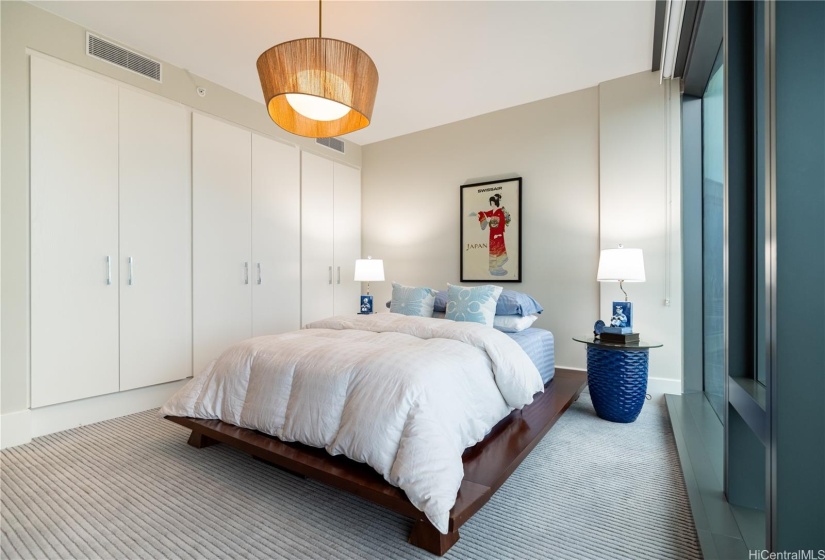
256, 0, 379, 138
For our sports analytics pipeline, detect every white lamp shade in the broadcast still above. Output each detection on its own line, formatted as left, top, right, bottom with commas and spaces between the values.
354, 259, 385, 282
597, 248, 646, 282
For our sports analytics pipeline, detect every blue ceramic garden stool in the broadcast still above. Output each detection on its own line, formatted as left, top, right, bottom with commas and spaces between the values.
573, 336, 663, 423
586, 346, 649, 423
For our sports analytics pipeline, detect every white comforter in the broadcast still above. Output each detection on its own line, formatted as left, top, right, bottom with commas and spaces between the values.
161, 313, 544, 533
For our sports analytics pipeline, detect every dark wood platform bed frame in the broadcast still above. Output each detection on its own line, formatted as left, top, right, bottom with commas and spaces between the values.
165, 368, 586, 556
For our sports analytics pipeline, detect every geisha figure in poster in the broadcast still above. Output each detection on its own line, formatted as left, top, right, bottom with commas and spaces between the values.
460, 177, 521, 282
477, 193, 511, 276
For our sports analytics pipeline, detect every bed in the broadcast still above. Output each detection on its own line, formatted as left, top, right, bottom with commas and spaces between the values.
163, 313, 584, 555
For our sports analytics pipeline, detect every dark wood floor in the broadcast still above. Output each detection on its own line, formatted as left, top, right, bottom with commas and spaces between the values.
166, 368, 586, 555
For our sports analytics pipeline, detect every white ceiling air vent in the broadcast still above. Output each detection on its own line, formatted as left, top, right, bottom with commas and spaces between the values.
316, 137, 346, 154
86, 32, 162, 82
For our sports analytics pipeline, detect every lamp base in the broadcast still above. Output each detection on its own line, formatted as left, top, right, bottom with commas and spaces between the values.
358, 295, 374, 314
606, 301, 633, 333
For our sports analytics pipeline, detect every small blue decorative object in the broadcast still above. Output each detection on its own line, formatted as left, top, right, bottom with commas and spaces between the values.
594, 320, 605, 336
359, 295, 374, 314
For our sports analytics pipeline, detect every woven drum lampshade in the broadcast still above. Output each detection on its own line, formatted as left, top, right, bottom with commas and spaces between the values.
257, 38, 378, 138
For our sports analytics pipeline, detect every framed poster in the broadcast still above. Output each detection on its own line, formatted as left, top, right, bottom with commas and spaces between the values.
460, 177, 522, 282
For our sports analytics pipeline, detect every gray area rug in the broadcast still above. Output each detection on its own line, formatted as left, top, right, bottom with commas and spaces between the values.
1, 394, 701, 560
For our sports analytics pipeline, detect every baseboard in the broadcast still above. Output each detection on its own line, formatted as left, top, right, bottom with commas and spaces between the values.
646, 376, 682, 399
554, 366, 586, 376
1, 379, 189, 449
0, 409, 33, 449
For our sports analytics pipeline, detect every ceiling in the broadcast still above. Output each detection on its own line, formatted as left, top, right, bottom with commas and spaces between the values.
30, 1, 656, 146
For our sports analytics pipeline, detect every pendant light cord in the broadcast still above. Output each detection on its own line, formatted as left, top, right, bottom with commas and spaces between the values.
319, 0, 322, 37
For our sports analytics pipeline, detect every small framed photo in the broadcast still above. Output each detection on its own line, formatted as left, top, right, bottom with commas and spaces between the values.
609, 301, 633, 330
359, 295, 374, 314
460, 177, 522, 282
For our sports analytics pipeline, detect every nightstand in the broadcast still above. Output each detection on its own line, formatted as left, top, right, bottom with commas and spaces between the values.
573, 335, 663, 423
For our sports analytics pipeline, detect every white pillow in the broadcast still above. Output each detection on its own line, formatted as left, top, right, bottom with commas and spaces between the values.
444, 283, 503, 327
431, 311, 538, 333
389, 282, 437, 317
493, 314, 539, 333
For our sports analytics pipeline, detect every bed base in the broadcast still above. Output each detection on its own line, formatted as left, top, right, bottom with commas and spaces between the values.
165, 368, 586, 556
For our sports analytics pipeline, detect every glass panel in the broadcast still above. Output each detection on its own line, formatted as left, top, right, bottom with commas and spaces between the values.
703, 48, 725, 421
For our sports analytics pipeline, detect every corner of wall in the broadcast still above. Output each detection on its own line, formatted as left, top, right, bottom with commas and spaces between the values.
598, 71, 684, 393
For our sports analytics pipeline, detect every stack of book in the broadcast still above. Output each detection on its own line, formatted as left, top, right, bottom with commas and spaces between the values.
600, 331, 640, 343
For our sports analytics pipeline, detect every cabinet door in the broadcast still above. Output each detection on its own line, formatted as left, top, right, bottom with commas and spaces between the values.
119, 88, 192, 391
192, 113, 252, 375
30, 56, 120, 407
333, 163, 362, 315
301, 152, 335, 325
252, 135, 301, 336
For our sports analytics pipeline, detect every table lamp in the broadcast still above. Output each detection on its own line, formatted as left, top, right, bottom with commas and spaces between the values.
354, 257, 384, 314
597, 245, 645, 338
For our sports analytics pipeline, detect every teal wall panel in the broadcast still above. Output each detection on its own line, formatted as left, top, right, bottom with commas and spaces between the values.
772, 0, 825, 551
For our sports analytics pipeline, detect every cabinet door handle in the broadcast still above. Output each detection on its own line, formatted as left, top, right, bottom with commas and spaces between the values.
244, 262, 249, 285
257, 262, 262, 285
106, 256, 112, 285
337, 266, 341, 285
128, 256, 134, 286
328, 266, 333, 285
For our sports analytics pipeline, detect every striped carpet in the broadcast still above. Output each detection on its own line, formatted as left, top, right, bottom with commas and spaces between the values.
1, 393, 701, 560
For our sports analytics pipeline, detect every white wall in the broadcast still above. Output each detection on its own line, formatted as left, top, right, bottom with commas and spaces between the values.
362, 71, 683, 389
598, 72, 683, 395
0, 2, 361, 432
362, 88, 601, 370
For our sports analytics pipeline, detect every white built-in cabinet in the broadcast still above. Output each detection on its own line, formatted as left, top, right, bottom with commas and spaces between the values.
332, 163, 362, 316
252, 134, 302, 336
192, 113, 301, 375
29, 58, 359, 411
301, 152, 362, 325
30, 56, 191, 407
118, 88, 192, 392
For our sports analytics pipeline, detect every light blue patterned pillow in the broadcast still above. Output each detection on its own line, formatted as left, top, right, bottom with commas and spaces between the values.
444, 284, 504, 326
389, 282, 437, 317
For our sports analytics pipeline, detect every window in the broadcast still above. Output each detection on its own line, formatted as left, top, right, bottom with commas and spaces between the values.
702, 48, 725, 420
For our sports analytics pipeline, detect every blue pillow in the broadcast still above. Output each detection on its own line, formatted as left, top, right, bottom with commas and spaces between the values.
434, 288, 543, 317
444, 284, 503, 326
389, 282, 437, 317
